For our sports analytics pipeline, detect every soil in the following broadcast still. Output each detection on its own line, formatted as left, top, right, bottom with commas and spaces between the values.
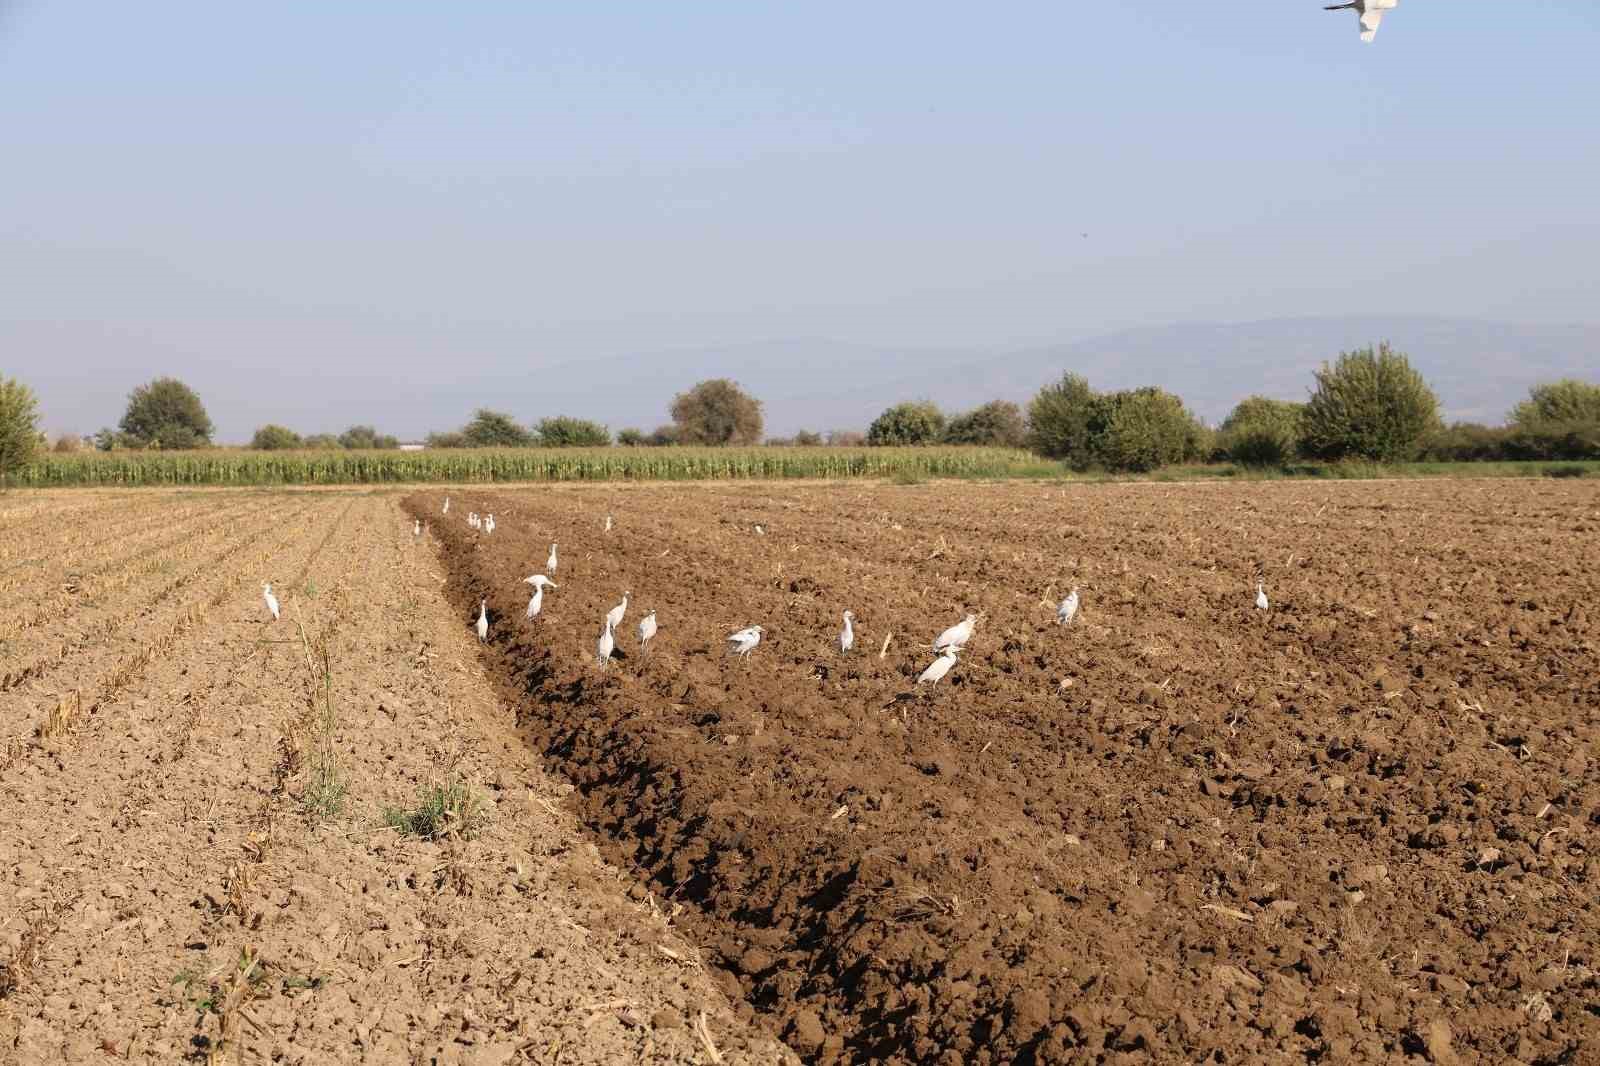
406, 479, 1599, 1065
1, 489, 791, 1065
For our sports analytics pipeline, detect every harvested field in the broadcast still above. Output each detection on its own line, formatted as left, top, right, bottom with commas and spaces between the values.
411, 479, 1599, 1064
1, 489, 790, 1065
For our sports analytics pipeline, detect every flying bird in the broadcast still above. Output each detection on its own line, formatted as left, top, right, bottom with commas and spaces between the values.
262, 582, 279, 623
546, 543, 558, 574
917, 647, 960, 686
637, 610, 657, 655
727, 625, 764, 658
524, 574, 557, 590
1056, 587, 1080, 626
1324, 0, 1397, 42
476, 599, 489, 642
839, 610, 855, 654
597, 619, 615, 667
933, 612, 978, 652
606, 591, 630, 631
1255, 582, 1270, 611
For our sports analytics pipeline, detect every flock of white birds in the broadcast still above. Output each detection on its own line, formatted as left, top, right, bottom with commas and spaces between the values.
272, 496, 1273, 692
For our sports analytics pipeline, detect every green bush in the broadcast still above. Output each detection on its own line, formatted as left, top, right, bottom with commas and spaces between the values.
867, 401, 945, 446
1220, 396, 1305, 466
616, 428, 647, 447
793, 429, 823, 447
1085, 387, 1204, 472
534, 416, 611, 447
1502, 422, 1600, 461
1510, 379, 1600, 427
0, 377, 41, 485
251, 424, 304, 450
944, 400, 1028, 448
1026, 373, 1095, 464
670, 379, 764, 445
462, 409, 533, 447
1417, 422, 1510, 462
119, 377, 214, 448
1301, 343, 1441, 462
424, 431, 470, 449
338, 425, 399, 449
302, 433, 341, 450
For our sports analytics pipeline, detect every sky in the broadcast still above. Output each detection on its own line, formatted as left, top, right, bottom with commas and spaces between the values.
3, 2, 1598, 440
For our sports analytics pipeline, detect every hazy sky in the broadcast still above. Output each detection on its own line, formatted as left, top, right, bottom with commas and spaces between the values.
4, 2, 1598, 439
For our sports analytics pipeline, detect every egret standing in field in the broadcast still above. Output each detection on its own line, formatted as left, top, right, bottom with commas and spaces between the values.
637, 610, 657, 657
606, 591, 630, 631
524, 575, 557, 619
485, 513, 495, 536
728, 625, 763, 659
597, 619, 615, 668
262, 582, 279, 623
1324, 0, 1397, 42
933, 612, 978, 652
1255, 582, 1270, 611
838, 611, 855, 654
546, 543, 558, 574
1056, 587, 1080, 626
917, 647, 960, 686
604, 514, 614, 533
413, 518, 421, 538
476, 599, 489, 642
442, 497, 450, 515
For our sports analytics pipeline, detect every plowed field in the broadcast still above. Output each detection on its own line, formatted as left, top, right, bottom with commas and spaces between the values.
411, 479, 1599, 1065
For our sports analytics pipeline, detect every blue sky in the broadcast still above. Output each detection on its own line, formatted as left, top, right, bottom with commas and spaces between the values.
3, 2, 1597, 437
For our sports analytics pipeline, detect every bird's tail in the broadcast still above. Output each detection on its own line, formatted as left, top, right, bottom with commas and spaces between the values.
1323, 2, 1356, 8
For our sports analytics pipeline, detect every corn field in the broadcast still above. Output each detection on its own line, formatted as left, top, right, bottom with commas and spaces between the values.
10, 447, 1050, 487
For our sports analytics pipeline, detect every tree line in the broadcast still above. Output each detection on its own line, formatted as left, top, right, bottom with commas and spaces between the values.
2, 347, 1598, 484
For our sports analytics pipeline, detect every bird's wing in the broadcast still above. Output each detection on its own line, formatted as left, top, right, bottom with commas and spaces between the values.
1359, 9, 1383, 40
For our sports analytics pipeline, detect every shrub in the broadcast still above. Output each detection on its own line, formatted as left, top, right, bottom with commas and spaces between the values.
0, 377, 41, 485
251, 424, 303, 451
462, 409, 533, 447
1086, 387, 1203, 472
1502, 422, 1600, 461
302, 433, 341, 450
119, 377, 214, 449
867, 402, 945, 446
827, 430, 866, 447
1417, 422, 1509, 462
52, 433, 83, 454
616, 428, 647, 447
534, 416, 611, 447
1510, 379, 1600, 427
1220, 396, 1305, 466
793, 429, 824, 447
943, 400, 1028, 448
1301, 343, 1441, 462
1027, 373, 1096, 464
338, 425, 398, 450
647, 425, 680, 446
424, 431, 470, 449
670, 379, 764, 445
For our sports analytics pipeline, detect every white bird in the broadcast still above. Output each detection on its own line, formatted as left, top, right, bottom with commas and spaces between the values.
524, 578, 556, 619
604, 514, 614, 532
933, 612, 978, 652
637, 610, 657, 655
597, 619, 615, 667
524, 574, 558, 590
917, 647, 960, 686
467, 511, 479, 529
413, 518, 421, 538
606, 591, 630, 631
262, 582, 279, 622
839, 610, 855, 654
1324, 0, 1397, 43
727, 625, 763, 658
442, 497, 450, 515
486, 514, 496, 535
546, 543, 558, 574
754, 524, 765, 536
1056, 587, 1080, 626
476, 599, 489, 642
1255, 582, 1270, 611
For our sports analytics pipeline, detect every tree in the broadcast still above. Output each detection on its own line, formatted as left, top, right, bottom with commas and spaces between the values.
943, 400, 1028, 448
1301, 343, 1440, 462
1027, 373, 1096, 464
462, 409, 533, 447
302, 433, 341, 450
534, 416, 611, 447
647, 425, 680, 446
793, 429, 823, 447
1509, 379, 1600, 428
119, 377, 214, 449
1219, 396, 1305, 467
0, 377, 41, 486
339, 425, 398, 450
826, 430, 866, 447
52, 433, 83, 454
251, 424, 303, 450
1085, 387, 1202, 472
867, 401, 945, 446
425, 430, 470, 449
616, 428, 647, 447
670, 379, 763, 445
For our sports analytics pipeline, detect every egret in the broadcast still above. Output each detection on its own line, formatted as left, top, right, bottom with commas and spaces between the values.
727, 625, 763, 658
933, 612, 978, 652
1056, 587, 1080, 626
442, 497, 450, 515
525, 583, 551, 620
606, 591, 630, 631
524, 574, 558, 590
917, 647, 960, 686
1324, 0, 1397, 42
597, 619, 615, 667
484, 514, 495, 536
754, 524, 765, 536
476, 599, 489, 642
638, 610, 657, 656
1255, 582, 1270, 611
604, 514, 614, 532
262, 582, 279, 623
839, 610, 855, 654
546, 543, 558, 574
413, 518, 421, 538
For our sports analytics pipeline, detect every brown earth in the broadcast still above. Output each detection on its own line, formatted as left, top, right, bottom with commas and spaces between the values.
407, 479, 1599, 1065
1, 489, 793, 1065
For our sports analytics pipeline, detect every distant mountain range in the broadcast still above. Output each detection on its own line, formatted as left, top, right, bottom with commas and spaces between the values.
512, 315, 1599, 436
